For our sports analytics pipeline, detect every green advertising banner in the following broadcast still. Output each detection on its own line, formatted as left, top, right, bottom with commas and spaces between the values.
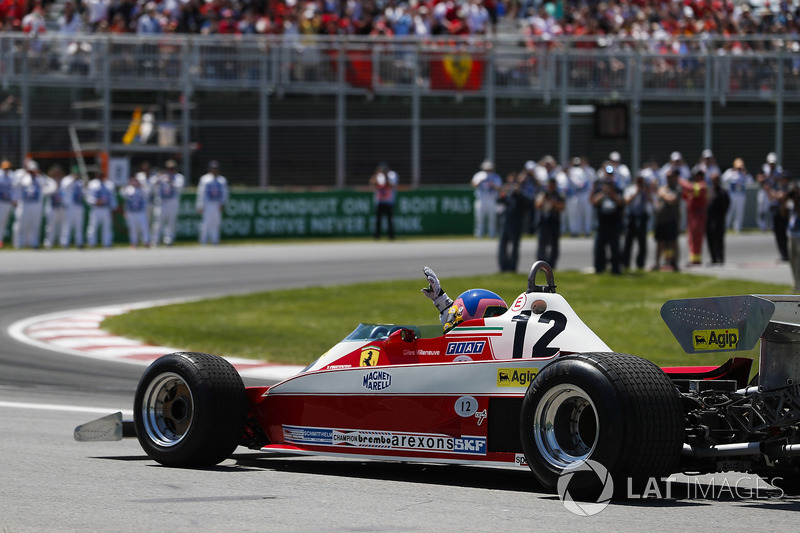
169, 188, 474, 241
1, 188, 474, 246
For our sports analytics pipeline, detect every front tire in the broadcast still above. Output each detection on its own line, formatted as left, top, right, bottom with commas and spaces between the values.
133, 352, 247, 467
520, 352, 684, 497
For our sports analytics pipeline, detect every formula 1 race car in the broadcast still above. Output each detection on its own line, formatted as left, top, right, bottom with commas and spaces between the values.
75, 261, 800, 495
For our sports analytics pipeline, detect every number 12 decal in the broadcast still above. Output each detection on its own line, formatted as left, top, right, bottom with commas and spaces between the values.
512, 310, 567, 358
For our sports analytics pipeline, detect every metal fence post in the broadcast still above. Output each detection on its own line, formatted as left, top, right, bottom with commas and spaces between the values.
558, 50, 569, 166
632, 51, 642, 172
336, 42, 345, 189
20, 41, 29, 161
485, 46, 495, 164
776, 50, 784, 163
412, 45, 421, 188
260, 45, 269, 188
704, 47, 713, 152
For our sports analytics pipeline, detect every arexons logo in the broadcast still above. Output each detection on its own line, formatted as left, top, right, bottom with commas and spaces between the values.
446, 341, 486, 355
692, 328, 739, 351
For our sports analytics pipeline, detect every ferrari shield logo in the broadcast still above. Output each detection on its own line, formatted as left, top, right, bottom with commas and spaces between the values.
360, 347, 380, 367
443, 54, 473, 89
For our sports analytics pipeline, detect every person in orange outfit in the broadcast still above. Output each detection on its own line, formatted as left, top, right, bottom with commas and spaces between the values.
681, 168, 709, 266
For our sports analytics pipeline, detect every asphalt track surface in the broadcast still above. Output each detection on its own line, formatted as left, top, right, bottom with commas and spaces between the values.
1, 234, 799, 532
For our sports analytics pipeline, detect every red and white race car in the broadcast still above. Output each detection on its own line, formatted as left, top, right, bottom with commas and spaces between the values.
76, 261, 800, 495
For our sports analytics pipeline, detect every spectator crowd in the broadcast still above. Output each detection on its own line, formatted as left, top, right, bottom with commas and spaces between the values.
472, 149, 799, 277
1, 0, 798, 49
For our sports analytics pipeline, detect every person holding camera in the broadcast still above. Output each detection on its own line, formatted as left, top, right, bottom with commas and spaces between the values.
590, 164, 625, 275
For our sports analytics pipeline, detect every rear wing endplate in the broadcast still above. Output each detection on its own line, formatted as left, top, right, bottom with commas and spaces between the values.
660, 295, 776, 354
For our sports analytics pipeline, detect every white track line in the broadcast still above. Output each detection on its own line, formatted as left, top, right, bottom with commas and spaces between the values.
8, 299, 305, 381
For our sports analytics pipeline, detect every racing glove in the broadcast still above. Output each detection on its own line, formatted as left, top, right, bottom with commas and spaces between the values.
422, 266, 453, 315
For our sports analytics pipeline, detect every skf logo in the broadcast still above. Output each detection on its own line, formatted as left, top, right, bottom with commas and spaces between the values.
446, 341, 486, 355
360, 347, 380, 367
692, 329, 739, 351
497, 368, 538, 387
453, 436, 487, 455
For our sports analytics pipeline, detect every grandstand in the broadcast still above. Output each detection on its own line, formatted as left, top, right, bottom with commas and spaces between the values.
0, 1, 797, 187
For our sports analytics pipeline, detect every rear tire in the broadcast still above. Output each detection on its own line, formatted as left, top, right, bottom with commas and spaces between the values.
133, 352, 247, 467
520, 352, 684, 497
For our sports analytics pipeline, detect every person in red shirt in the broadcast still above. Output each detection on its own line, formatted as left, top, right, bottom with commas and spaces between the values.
370, 162, 398, 240
681, 168, 709, 266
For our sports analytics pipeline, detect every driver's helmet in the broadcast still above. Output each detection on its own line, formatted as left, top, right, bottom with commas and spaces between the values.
443, 289, 508, 332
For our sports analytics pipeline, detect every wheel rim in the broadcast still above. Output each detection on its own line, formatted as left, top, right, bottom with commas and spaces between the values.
141, 372, 194, 447
532, 384, 599, 469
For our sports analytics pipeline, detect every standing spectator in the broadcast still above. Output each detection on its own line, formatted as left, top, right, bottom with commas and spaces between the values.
85, 0, 111, 31
653, 170, 683, 271
518, 160, 539, 234
135, 160, 156, 228
471, 160, 502, 238
535, 177, 565, 268
757, 152, 783, 232
196, 161, 228, 245
21, 3, 47, 36
681, 169, 709, 266
370, 162, 398, 240
13, 160, 52, 249
607, 151, 632, 190
43, 165, 66, 249
722, 158, 752, 233
85, 170, 117, 248
788, 187, 800, 291
60, 166, 85, 248
0, 160, 14, 248
121, 175, 150, 247
590, 166, 625, 275
535, 155, 563, 187
497, 173, 526, 272
706, 172, 730, 266
151, 159, 184, 246
659, 151, 692, 183
565, 157, 595, 237
766, 172, 792, 262
622, 174, 651, 270
137, 2, 164, 34
57, 2, 82, 34
692, 149, 721, 182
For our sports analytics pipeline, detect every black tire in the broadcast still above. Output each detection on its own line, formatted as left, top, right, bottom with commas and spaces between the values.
133, 352, 247, 467
520, 352, 684, 497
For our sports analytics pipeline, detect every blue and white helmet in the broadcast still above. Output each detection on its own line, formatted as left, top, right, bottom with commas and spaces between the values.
443, 289, 508, 332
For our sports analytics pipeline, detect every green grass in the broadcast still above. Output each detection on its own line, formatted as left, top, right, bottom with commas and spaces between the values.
102, 270, 792, 369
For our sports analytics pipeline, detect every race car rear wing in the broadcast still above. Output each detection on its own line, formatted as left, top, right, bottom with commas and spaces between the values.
659, 294, 799, 354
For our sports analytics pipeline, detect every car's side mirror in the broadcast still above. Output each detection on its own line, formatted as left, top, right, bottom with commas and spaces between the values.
399, 328, 417, 343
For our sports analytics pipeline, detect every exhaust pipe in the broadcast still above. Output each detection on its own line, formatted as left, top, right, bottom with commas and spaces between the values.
682, 442, 763, 458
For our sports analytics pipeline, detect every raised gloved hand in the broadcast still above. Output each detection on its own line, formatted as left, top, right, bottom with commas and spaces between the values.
422, 266, 442, 299
422, 266, 452, 314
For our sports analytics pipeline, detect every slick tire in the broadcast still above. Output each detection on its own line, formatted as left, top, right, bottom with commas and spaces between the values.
134, 352, 247, 467
520, 352, 684, 498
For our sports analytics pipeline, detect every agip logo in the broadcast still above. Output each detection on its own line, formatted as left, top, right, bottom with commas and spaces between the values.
692, 329, 739, 351
497, 368, 538, 387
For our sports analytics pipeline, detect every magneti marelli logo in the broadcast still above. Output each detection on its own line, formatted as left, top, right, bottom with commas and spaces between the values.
556, 459, 614, 516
